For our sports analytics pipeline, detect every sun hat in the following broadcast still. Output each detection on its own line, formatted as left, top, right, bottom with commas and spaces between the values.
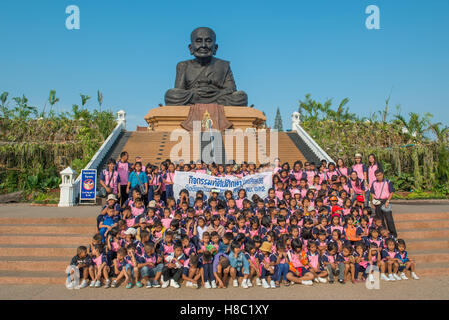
354, 153, 363, 158
107, 194, 117, 201
148, 200, 156, 208
124, 228, 137, 236
260, 241, 273, 253
329, 196, 338, 201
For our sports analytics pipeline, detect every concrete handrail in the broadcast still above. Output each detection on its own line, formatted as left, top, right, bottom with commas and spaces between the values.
291, 112, 334, 163
59, 110, 126, 206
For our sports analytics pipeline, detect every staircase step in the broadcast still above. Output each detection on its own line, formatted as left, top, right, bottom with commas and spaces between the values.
0, 217, 96, 225
414, 262, 449, 277
398, 228, 449, 240
0, 271, 64, 285
0, 257, 67, 272
409, 250, 449, 263
0, 235, 92, 246
405, 239, 449, 251
0, 247, 76, 257
396, 219, 449, 230
0, 225, 95, 235
393, 212, 449, 221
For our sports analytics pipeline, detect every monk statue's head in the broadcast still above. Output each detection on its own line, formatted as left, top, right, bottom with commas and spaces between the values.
189, 27, 218, 60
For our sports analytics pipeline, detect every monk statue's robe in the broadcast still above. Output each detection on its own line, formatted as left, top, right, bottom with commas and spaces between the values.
165, 57, 248, 106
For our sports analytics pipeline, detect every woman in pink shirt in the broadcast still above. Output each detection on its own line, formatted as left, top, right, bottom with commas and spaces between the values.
115, 151, 132, 206
336, 158, 349, 178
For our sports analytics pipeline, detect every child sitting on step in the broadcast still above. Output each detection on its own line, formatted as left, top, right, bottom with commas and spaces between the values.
90, 244, 110, 288
396, 239, 419, 280
68, 246, 93, 289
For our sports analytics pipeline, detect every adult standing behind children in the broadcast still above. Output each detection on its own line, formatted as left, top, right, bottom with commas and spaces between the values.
127, 162, 148, 199
366, 153, 383, 207
370, 170, 397, 238
99, 159, 121, 200
115, 152, 133, 206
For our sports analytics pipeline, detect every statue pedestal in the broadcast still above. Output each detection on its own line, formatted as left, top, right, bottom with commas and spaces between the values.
144, 105, 266, 132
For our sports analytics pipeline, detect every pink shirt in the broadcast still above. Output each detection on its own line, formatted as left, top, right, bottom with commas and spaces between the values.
372, 180, 392, 200
368, 164, 379, 188
116, 161, 130, 185
352, 164, 365, 181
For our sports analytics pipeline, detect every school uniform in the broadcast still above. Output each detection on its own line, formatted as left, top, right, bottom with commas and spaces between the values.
115, 161, 133, 205
162, 252, 186, 282
351, 163, 367, 181
260, 252, 278, 280
163, 171, 176, 200
147, 174, 161, 202
137, 252, 163, 278
370, 179, 397, 237
100, 169, 121, 198
395, 251, 410, 272
114, 257, 127, 275
70, 254, 93, 276
353, 251, 368, 279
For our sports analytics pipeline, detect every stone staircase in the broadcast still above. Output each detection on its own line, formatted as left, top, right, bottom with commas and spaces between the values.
0, 210, 447, 285
0, 217, 95, 284
107, 130, 309, 167
395, 211, 449, 276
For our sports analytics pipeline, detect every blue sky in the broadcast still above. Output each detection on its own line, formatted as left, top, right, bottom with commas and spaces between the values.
0, 0, 448, 130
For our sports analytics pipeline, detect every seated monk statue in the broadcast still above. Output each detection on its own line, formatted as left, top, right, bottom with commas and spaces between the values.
165, 27, 248, 106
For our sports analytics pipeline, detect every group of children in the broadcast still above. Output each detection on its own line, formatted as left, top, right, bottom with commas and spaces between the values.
67, 154, 420, 289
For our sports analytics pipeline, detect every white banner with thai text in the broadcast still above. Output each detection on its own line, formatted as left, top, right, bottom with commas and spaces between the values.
173, 171, 273, 202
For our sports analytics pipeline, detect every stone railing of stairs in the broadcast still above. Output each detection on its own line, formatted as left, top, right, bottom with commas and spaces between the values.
58, 110, 127, 207
290, 111, 334, 164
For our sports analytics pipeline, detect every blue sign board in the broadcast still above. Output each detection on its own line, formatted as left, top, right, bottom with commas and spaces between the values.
80, 169, 97, 201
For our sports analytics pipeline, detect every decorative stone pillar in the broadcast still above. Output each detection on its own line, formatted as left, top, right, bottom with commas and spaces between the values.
58, 167, 77, 207
117, 110, 126, 128
291, 111, 301, 130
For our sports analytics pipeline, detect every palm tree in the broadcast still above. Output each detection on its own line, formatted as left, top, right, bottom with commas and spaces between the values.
428, 123, 449, 143
48, 90, 60, 117
80, 94, 91, 108
335, 98, 350, 122
12, 95, 37, 120
429, 122, 449, 184
0, 92, 10, 118
320, 98, 334, 121
97, 90, 103, 112
394, 112, 433, 143
299, 94, 321, 122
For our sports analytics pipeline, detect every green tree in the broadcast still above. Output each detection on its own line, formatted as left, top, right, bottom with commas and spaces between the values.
12, 95, 37, 120
393, 112, 433, 143
47, 90, 60, 117
274, 108, 283, 131
0, 92, 10, 118
80, 94, 91, 109
97, 90, 103, 112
